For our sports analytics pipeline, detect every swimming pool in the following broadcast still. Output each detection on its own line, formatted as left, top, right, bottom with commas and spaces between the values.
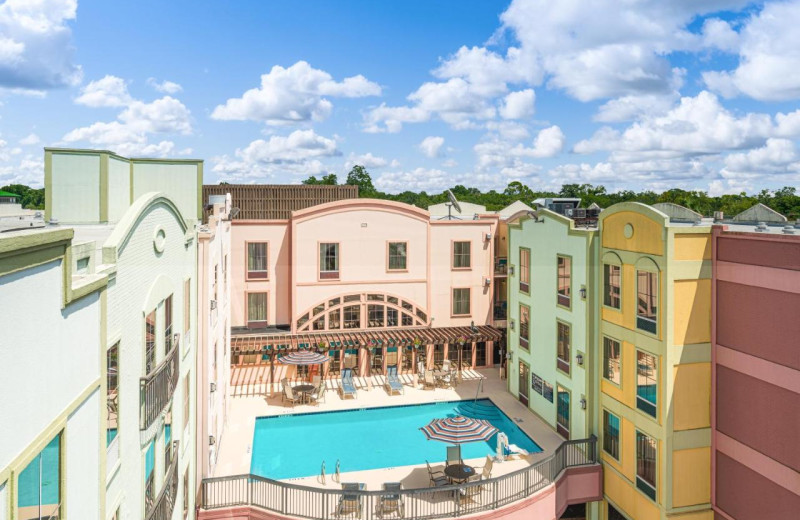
251, 399, 542, 480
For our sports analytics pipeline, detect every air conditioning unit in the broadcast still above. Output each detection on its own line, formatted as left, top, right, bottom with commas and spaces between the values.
566, 208, 574, 217
574, 208, 586, 218
210, 382, 217, 393
484, 277, 491, 286
485, 232, 492, 241
209, 435, 216, 446
210, 299, 217, 310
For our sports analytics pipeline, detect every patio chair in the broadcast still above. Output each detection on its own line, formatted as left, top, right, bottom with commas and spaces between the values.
479, 455, 493, 479
377, 482, 405, 519
446, 446, 462, 467
422, 371, 436, 390
426, 461, 449, 489
337, 482, 364, 518
312, 374, 322, 388
310, 382, 326, 404
442, 359, 452, 372
384, 366, 404, 395
282, 385, 301, 407
339, 368, 357, 399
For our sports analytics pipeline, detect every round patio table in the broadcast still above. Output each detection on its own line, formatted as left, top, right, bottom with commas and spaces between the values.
445, 464, 475, 484
293, 384, 316, 403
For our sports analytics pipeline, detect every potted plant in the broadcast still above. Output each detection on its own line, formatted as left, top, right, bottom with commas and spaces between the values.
317, 341, 328, 351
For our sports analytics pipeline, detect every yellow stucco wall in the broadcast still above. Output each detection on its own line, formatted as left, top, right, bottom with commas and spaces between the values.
672, 447, 711, 507
667, 510, 714, 520
672, 363, 711, 431
673, 279, 711, 345
602, 211, 665, 256
674, 234, 711, 261
601, 415, 637, 482
605, 469, 661, 520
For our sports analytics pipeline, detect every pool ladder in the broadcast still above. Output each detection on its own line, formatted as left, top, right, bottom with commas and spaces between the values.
335, 459, 341, 483
320, 459, 341, 484
320, 461, 326, 484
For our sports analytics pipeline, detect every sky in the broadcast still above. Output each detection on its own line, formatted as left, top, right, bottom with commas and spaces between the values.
1, 0, 799, 195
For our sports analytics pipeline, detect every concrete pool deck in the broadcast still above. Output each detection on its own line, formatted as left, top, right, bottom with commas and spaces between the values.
212, 368, 568, 491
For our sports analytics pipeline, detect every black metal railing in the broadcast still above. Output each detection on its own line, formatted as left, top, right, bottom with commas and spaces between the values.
140, 341, 180, 430
493, 303, 507, 321
201, 436, 597, 519
494, 258, 508, 275
145, 441, 180, 520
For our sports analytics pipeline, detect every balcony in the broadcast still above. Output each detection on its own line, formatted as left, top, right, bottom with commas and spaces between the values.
494, 257, 508, 276
145, 440, 180, 520
493, 302, 507, 321
140, 340, 180, 431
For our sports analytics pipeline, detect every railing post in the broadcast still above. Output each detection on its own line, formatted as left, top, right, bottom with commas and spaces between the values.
493, 479, 498, 509
282, 485, 287, 514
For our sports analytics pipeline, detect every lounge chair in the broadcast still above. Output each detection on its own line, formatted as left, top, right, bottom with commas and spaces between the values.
339, 368, 357, 399
446, 446, 462, 467
377, 482, 405, 518
426, 461, 449, 490
337, 482, 364, 517
282, 385, 301, 407
422, 371, 436, 390
385, 366, 404, 395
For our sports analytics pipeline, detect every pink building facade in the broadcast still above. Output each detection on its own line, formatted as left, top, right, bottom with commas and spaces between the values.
710, 225, 800, 519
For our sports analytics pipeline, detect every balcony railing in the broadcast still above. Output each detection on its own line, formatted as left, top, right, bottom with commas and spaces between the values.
200, 436, 598, 520
145, 441, 180, 520
140, 341, 180, 431
494, 257, 508, 275
493, 302, 507, 321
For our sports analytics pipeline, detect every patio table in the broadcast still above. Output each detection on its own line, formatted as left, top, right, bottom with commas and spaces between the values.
445, 463, 475, 484
293, 384, 316, 403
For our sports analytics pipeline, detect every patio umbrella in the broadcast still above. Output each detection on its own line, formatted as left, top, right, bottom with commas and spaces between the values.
420, 415, 498, 444
277, 351, 330, 365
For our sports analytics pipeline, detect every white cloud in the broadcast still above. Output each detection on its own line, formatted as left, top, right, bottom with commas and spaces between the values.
419, 136, 445, 158
701, 18, 740, 52
594, 92, 679, 123
0, 0, 82, 89
703, 2, 800, 101
0, 153, 44, 187
146, 77, 183, 94
474, 125, 565, 175
499, 89, 535, 120
722, 138, 800, 178
211, 61, 381, 125
363, 104, 430, 133
75, 75, 132, 107
19, 133, 40, 146
345, 152, 389, 170
374, 167, 452, 193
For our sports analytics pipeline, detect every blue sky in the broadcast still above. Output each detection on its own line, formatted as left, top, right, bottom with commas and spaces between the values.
1, 0, 799, 195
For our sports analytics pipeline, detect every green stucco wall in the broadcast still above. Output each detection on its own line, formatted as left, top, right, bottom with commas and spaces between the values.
50, 153, 101, 223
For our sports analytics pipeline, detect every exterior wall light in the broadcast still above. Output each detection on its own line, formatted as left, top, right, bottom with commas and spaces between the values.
576, 353, 584, 366
580, 286, 587, 299
509, 319, 515, 330
509, 265, 515, 276
580, 398, 587, 410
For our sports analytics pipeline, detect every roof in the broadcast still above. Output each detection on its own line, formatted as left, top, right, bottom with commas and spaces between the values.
0, 190, 20, 198
732, 203, 787, 223
497, 200, 534, 219
428, 201, 487, 218
652, 203, 702, 223
203, 184, 358, 220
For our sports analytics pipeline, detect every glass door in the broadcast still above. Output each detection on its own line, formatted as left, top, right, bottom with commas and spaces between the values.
518, 361, 530, 406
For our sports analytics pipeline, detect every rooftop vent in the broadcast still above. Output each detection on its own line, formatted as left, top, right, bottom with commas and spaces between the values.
755, 221, 768, 232
782, 225, 795, 235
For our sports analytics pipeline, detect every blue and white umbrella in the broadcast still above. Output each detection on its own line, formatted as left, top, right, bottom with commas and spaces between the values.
278, 351, 330, 365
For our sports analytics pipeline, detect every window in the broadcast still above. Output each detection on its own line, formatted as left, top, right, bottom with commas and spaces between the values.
328, 310, 341, 329
402, 313, 414, 326
343, 305, 360, 329
519, 304, 530, 351
76, 256, 89, 273
433, 344, 445, 367
247, 243, 268, 279
557, 321, 571, 375
604, 264, 621, 309
453, 241, 471, 269
368, 304, 385, 327
18, 434, 60, 519
163, 410, 172, 471
144, 440, 155, 509
636, 351, 658, 418
184, 278, 191, 336
320, 243, 339, 279
247, 293, 267, 327
556, 387, 570, 438
183, 374, 190, 431
475, 342, 487, 367
387, 308, 398, 327
608, 504, 629, 520
107, 344, 119, 446
164, 295, 173, 353
388, 242, 407, 270
637, 270, 658, 333
145, 310, 156, 374
519, 248, 530, 293
636, 431, 657, 500
452, 288, 470, 316
603, 410, 620, 459
603, 337, 621, 385
183, 469, 190, 519
371, 347, 383, 374
557, 256, 571, 307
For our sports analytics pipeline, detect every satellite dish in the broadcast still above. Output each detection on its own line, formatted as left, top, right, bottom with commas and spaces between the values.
445, 189, 462, 220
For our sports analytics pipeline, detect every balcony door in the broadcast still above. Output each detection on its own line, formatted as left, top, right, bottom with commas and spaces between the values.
518, 361, 530, 406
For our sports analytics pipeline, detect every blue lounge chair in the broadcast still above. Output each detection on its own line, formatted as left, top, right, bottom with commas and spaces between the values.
339, 368, 357, 399
385, 365, 404, 395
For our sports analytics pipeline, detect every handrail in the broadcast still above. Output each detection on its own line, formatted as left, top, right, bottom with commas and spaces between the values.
140, 341, 180, 430
145, 440, 180, 520
201, 436, 597, 519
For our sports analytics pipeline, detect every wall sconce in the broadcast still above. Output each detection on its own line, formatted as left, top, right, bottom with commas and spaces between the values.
506, 352, 513, 361
508, 265, 515, 276
580, 398, 587, 410
209, 435, 216, 446
576, 353, 584, 366
509, 319, 515, 330
210, 382, 217, 393
579, 286, 587, 299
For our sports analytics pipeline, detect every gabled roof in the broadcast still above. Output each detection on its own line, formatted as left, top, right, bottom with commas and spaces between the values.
653, 202, 702, 222
0, 190, 20, 198
732, 203, 787, 223
497, 200, 534, 218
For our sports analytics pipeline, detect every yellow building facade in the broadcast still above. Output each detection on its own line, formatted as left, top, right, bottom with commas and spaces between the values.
597, 203, 712, 520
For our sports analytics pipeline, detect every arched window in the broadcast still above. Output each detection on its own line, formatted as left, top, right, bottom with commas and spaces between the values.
296, 293, 428, 332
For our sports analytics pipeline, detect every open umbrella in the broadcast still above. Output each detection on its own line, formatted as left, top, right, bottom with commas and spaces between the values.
420, 415, 498, 444
278, 351, 330, 365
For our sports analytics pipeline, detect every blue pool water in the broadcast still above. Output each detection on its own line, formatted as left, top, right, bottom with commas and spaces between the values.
251, 399, 542, 480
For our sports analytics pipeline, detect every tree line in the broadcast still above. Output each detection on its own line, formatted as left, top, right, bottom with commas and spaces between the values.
0, 184, 45, 209
303, 166, 800, 219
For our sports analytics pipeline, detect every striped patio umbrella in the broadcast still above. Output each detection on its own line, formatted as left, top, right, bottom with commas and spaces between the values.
278, 351, 330, 365
420, 415, 498, 444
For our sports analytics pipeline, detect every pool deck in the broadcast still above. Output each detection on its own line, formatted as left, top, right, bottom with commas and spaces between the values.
212, 368, 567, 491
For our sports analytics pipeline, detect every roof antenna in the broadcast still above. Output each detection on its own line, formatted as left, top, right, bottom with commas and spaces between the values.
446, 189, 462, 220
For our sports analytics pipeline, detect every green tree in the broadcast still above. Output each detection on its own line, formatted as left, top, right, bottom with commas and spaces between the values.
345, 165, 376, 196
302, 173, 338, 185
1, 184, 44, 209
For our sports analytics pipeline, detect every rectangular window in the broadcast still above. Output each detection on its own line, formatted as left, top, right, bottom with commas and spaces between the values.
556, 386, 570, 439
76, 256, 89, 274
475, 342, 487, 367
604, 264, 621, 309
387, 307, 398, 327
164, 295, 173, 353
183, 374, 190, 431
388, 242, 407, 270
163, 410, 172, 471
247, 293, 267, 327
603, 337, 621, 385
107, 344, 119, 447
144, 440, 155, 508
519, 304, 530, 351
320, 243, 340, 279
328, 310, 341, 330
637, 271, 658, 333
434, 344, 445, 367
402, 313, 414, 326
603, 410, 620, 459
557, 321, 571, 375
343, 305, 360, 329
183, 469, 190, 519
247, 242, 268, 279
636, 351, 658, 418
18, 434, 60, 518
636, 431, 657, 500
519, 248, 530, 293
452, 241, 471, 269
452, 288, 470, 316
184, 278, 190, 335
557, 256, 571, 307
368, 304, 385, 327
145, 310, 156, 374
